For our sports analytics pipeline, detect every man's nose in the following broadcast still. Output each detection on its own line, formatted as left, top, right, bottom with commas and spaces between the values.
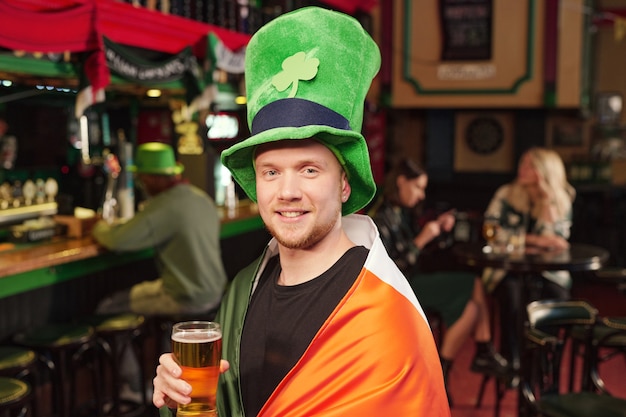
277, 173, 302, 200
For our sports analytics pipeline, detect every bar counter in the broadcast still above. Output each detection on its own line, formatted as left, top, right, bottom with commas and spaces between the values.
0, 201, 266, 296
0, 201, 270, 340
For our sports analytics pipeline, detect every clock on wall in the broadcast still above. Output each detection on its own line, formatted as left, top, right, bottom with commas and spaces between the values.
465, 117, 504, 155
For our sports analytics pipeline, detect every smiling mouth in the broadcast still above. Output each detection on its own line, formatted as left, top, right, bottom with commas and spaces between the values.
279, 211, 306, 218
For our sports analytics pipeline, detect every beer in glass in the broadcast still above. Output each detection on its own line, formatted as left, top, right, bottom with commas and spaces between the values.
172, 321, 222, 416
482, 215, 500, 252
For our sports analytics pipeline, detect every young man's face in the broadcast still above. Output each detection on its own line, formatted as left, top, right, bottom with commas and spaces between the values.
254, 139, 349, 250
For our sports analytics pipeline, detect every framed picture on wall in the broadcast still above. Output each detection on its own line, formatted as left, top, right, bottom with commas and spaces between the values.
439, 0, 493, 61
545, 116, 590, 162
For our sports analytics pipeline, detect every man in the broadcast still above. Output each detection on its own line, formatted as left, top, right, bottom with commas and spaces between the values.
93, 141, 227, 316
94, 141, 228, 401
153, 7, 450, 416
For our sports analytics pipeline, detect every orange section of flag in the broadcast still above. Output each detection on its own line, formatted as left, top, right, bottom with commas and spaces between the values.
259, 266, 450, 417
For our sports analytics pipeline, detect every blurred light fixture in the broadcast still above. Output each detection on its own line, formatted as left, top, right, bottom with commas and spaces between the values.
235, 95, 247, 105
205, 113, 239, 140
146, 89, 162, 98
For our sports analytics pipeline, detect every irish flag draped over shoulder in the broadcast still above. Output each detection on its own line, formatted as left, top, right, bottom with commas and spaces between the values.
258, 214, 450, 417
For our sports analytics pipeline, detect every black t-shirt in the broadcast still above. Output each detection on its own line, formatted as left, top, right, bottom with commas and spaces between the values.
240, 246, 369, 417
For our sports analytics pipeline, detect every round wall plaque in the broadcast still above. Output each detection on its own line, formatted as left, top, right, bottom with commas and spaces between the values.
465, 117, 504, 155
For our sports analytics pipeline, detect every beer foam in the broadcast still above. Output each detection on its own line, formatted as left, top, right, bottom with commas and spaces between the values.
172, 330, 221, 344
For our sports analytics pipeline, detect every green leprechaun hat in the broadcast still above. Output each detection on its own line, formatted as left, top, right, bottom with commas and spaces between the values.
128, 142, 184, 175
220, 6, 381, 215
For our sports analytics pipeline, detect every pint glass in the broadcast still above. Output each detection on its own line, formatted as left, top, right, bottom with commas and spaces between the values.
171, 321, 222, 416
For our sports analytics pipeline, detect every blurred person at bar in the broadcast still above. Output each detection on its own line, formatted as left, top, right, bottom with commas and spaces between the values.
93, 142, 227, 316
370, 158, 508, 402
93, 142, 228, 399
482, 147, 575, 369
152, 7, 450, 417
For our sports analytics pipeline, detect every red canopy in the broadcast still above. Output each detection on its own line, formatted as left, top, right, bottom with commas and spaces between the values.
0, 0, 251, 95
0, 0, 251, 54
0, 0, 378, 96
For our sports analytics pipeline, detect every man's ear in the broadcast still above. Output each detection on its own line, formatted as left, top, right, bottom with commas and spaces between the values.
341, 173, 351, 203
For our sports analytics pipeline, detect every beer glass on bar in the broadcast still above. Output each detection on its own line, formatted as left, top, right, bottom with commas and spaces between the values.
171, 321, 222, 416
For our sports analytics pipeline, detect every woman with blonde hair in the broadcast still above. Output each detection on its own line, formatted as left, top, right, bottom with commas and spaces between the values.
483, 147, 576, 369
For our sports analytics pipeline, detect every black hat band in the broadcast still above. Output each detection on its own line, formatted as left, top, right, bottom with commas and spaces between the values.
251, 98, 351, 135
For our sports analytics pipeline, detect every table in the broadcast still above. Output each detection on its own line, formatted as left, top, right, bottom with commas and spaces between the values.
453, 242, 609, 274
452, 242, 609, 416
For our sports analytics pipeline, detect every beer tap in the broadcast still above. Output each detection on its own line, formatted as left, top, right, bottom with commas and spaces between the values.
101, 151, 121, 224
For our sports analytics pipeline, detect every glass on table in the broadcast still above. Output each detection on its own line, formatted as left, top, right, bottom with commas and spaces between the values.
482, 214, 501, 253
171, 321, 222, 416
506, 224, 526, 255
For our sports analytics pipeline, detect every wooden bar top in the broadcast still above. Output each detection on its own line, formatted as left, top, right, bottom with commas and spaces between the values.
0, 200, 263, 279
0, 236, 104, 278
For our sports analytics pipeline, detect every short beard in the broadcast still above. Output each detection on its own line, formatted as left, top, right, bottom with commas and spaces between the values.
268, 217, 337, 250
266, 203, 341, 250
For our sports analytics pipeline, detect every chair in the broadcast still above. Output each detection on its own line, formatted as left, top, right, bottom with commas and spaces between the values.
474, 365, 512, 417
80, 313, 148, 417
586, 316, 626, 395
0, 346, 44, 417
0, 376, 32, 417
474, 288, 515, 417
521, 299, 626, 417
13, 323, 101, 417
568, 268, 626, 394
568, 315, 626, 393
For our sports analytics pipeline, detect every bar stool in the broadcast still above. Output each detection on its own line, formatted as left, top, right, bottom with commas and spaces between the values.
568, 268, 626, 392
474, 364, 511, 417
79, 313, 148, 417
473, 294, 515, 417
0, 346, 44, 417
13, 323, 101, 417
0, 376, 32, 417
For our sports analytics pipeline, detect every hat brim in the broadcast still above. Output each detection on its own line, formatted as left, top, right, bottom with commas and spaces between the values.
127, 162, 185, 176
221, 126, 375, 215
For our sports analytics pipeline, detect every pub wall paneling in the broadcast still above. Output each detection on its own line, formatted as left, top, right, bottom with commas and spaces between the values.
390, 0, 588, 108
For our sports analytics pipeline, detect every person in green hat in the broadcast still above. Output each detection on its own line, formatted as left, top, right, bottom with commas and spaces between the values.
153, 7, 449, 417
92, 142, 228, 399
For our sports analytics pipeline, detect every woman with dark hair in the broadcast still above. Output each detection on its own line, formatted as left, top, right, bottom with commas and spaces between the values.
371, 158, 507, 401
